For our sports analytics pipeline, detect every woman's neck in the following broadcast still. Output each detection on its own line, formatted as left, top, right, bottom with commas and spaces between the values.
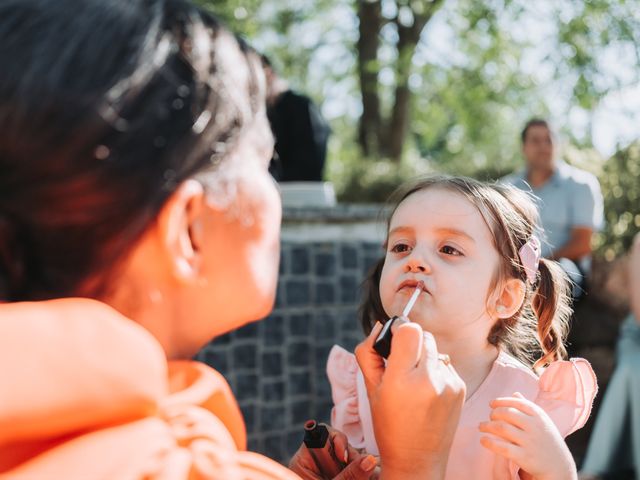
436, 335, 499, 400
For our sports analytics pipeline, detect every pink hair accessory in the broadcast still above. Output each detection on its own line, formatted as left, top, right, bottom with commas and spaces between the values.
519, 235, 541, 284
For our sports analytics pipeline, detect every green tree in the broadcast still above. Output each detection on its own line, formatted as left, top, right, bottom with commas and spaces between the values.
194, 0, 640, 181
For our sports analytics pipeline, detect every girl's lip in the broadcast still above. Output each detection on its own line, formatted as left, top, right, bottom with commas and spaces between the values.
398, 279, 429, 293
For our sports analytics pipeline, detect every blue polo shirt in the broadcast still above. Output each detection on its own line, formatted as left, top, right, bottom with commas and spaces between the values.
501, 161, 604, 262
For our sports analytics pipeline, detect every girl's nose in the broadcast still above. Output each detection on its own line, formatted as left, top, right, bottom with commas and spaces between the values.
404, 252, 430, 273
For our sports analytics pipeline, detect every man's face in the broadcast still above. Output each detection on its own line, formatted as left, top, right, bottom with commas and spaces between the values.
522, 124, 554, 171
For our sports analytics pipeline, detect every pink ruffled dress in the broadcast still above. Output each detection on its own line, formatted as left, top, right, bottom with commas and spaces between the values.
327, 345, 597, 479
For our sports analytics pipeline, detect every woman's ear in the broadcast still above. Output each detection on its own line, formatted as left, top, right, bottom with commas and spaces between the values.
492, 278, 526, 319
157, 179, 206, 283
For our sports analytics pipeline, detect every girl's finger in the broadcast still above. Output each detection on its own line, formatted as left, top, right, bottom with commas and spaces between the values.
489, 394, 538, 417
479, 435, 523, 463
478, 420, 525, 445
489, 406, 531, 431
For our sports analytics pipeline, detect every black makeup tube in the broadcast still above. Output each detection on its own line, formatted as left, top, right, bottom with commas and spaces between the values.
303, 419, 346, 478
373, 281, 423, 358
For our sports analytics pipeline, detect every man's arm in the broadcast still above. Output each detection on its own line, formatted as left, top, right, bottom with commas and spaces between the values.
550, 226, 593, 261
551, 177, 602, 261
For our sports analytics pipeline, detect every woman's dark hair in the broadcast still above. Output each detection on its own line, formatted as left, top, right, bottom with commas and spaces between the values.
0, 0, 264, 301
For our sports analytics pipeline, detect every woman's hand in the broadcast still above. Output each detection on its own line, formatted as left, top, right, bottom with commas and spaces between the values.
479, 392, 577, 480
289, 425, 379, 479
355, 321, 466, 480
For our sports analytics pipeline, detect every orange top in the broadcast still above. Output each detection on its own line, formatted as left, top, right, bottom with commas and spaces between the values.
0, 298, 299, 479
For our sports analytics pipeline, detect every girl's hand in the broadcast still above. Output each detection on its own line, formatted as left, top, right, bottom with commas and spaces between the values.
479, 392, 577, 480
355, 321, 466, 479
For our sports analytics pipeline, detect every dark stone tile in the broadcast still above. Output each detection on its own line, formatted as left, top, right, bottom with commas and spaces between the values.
236, 373, 259, 399
314, 311, 335, 340
279, 248, 289, 276
291, 247, 310, 275
262, 351, 283, 377
315, 375, 332, 401
289, 371, 312, 397
315, 282, 336, 304
314, 400, 334, 423
315, 252, 336, 277
340, 334, 361, 353
341, 309, 361, 333
240, 402, 257, 434
285, 279, 311, 306
262, 379, 285, 403
287, 430, 304, 459
201, 348, 229, 375
233, 344, 258, 370
233, 321, 260, 340
263, 433, 286, 465
210, 332, 231, 346
288, 341, 312, 368
289, 313, 311, 337
339, 275, 358, 303
363, 254, 382, 275
274, 285, 285, 309
263, 315, 284, 346
247, 436, 261, 455
290, 399, 312, 424
341, 245, 359, 270
314, 343, 333, 373
261, 405, 286, 431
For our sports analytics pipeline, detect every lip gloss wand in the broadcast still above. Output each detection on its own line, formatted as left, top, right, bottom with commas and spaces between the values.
373, 281, 424, 358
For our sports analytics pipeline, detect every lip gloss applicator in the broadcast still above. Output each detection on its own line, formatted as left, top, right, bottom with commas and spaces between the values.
373, 281, 424, 358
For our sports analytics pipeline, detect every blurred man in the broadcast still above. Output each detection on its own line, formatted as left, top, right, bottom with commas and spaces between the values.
501, 119, 603, 295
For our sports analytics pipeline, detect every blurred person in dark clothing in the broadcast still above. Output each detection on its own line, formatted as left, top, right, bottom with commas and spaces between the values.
261, 55, 330, 182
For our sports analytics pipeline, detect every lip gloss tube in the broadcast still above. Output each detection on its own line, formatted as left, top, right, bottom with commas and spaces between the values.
303, 419, 346, 478
373, 281, 423, 358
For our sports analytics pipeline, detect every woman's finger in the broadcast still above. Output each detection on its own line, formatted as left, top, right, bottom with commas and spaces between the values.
327, 427, 364, 465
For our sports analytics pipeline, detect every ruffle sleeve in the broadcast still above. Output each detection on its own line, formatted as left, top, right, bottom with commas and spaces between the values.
326, 345, 366, 449
534, 358, 598, 437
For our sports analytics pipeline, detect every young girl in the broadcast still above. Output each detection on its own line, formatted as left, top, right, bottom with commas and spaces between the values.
328, 175, 597, 479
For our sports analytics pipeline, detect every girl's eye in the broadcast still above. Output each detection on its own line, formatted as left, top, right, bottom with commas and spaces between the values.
390, 243, 411, 253
440, 245, 462, 256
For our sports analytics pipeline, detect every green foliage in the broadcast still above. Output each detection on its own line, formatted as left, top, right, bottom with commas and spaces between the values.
594, 142, 640, 260
193, 0, 640, 259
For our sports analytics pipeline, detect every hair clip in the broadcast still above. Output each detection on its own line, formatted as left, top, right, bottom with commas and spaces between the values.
519, 235, 541, 284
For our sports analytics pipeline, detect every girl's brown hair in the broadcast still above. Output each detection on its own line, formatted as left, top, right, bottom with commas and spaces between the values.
359, 175, 571, 370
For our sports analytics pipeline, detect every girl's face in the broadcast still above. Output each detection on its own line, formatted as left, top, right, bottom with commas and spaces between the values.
379, 187, 501, 340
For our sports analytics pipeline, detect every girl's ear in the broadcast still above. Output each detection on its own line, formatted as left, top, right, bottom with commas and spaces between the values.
492, 278, 526, 319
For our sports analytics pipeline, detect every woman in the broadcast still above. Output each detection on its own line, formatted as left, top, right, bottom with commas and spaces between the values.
0, 0, 464, 478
